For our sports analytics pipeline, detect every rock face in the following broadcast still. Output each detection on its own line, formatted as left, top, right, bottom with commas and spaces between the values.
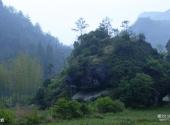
72, 90, 109, 101
162, 95, 170, 102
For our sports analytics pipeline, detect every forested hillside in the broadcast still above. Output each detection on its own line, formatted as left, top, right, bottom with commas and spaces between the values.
38, 19, 170, 109
0, 1, 71, 106
0, 1, 71, 78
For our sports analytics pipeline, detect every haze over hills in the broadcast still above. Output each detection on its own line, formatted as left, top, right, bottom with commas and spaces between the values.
139, 10, 170, 21
131, 10, 170, 49
0, 1, 71, 78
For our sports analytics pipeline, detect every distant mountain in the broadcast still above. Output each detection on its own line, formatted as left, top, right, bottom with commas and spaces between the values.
140, 10, 170, 21
0, 1, 71, 78
131, 10, 170, 48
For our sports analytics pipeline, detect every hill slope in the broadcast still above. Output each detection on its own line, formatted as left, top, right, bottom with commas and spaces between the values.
37, 27, 170, 108
0, 1, 71, 78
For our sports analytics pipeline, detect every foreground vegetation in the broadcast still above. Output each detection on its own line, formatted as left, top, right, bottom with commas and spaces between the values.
0, 97, 124, 125
42, 107, 170, 125
1, 105, 170, 125
45, 106, 170, 125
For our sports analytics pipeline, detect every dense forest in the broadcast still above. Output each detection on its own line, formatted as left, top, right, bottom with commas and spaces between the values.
35, 18, 170, 109
0, 1, 71, 106
0, 1, 71, 78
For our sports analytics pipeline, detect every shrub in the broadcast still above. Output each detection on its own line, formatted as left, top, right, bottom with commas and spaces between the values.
80, 103, 91, 115
68, 100, 82, 118
95, 97, 125, 113
112, 100, 125, 112
95, 97, 114, 113
0, 109, 15, 125
51, 98, 82, 119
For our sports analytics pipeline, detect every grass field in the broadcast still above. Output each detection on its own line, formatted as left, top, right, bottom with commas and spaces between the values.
44, 107, 170, 125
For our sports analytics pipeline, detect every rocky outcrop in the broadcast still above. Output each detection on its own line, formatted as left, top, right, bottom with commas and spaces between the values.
72, 90, 109, 101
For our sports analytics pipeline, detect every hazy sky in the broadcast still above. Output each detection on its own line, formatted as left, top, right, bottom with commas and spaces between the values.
2, 0, 170, 45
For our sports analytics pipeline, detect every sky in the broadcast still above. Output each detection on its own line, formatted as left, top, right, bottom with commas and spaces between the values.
2, 0, 170, 45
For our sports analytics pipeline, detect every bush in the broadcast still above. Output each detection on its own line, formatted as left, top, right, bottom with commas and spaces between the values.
112, 100, 125, 112
68, 100, 82, 118
80, 103, 91, 115
0, 109, 15, 125
95, 97, 125, 113
95, 97, 113, 113
51, 98, 83, 119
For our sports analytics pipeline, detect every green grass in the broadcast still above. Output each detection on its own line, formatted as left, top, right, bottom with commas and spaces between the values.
43, 106, 170, 125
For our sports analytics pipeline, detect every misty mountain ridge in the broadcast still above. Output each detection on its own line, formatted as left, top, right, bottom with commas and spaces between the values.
139, 9, 170, 21
131, 10, 170, 49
